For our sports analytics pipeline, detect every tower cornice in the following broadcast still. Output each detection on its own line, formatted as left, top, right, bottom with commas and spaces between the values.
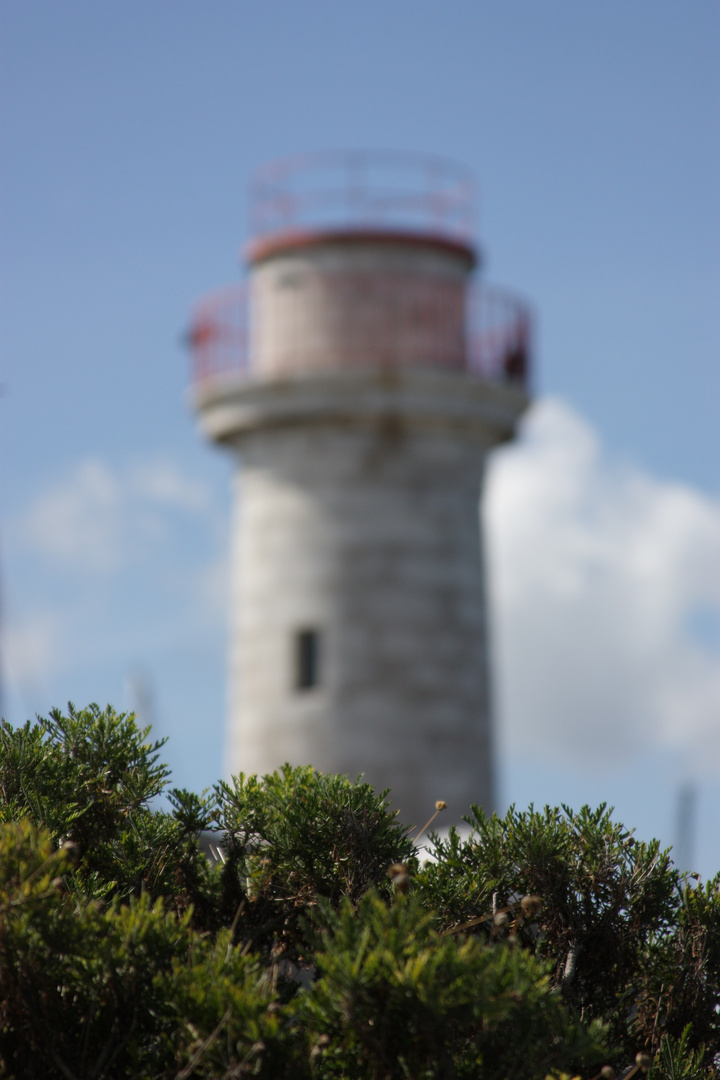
192, 369, 529, 448
245, 228, 479, 272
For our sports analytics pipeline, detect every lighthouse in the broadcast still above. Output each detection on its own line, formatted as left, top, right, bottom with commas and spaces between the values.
190, 152, 531, 825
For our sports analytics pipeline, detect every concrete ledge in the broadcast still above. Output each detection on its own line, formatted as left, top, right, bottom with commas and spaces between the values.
192, 369, 529, 448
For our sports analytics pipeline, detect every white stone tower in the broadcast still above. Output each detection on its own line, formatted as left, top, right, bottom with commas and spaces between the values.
190, 152, 531, 825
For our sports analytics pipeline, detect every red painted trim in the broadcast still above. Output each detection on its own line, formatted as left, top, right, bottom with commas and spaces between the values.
244, 228, 479, 271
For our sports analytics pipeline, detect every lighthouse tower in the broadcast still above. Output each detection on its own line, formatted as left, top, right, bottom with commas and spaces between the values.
190, 152, 531, 825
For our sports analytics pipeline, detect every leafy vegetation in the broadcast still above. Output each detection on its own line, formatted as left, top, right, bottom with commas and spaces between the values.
0, 703, 717, 1078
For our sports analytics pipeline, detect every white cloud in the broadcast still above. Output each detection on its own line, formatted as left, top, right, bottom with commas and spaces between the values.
6, 410, 720, 784
2, 455, 226, 704
14, 457, 210, 573
485, 398, 720, 775
128, 460, 208, 513
3, 610, 60, 684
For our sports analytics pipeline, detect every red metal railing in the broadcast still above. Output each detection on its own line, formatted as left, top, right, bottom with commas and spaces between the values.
188, 280, 531, 388
249, 150, 476, 243
187, 285, 249, 384
468, 287, 531, 384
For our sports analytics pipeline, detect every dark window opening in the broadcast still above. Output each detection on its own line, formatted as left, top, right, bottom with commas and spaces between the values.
295, 629, 320, 690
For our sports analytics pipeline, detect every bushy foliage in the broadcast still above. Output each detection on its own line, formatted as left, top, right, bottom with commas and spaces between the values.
0, 704, 717, 1079
213, 764, 416, 973
413, 803, 703, 1056
0, 703, 216, 917
302, 892, 604, 1080
0, 820, 294, 1078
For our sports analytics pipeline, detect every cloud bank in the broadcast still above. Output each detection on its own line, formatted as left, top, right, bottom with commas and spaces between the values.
485, 399, 720, 776
3, 457, 228, 692
3, 401, 719, 786
15, 458, 210, 574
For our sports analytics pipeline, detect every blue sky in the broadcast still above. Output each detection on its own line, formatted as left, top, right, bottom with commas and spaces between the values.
1, 3, 718, 871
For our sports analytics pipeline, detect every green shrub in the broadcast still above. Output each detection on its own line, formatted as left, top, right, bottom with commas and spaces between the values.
302, 891, 604, 1079
414, 803, 698, 1055
0, 704, 717, 1079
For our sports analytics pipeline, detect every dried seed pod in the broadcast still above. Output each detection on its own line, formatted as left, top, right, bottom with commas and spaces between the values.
635, 1051, 652, 1073
435, 800, 447, 811
520, 894, 543, 917
60, 839, 81, 866
387, 863, 410, 893
600, 1066, 616, 1079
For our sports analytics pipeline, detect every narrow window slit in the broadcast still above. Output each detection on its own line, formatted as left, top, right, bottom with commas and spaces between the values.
295, 629, 320, 690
